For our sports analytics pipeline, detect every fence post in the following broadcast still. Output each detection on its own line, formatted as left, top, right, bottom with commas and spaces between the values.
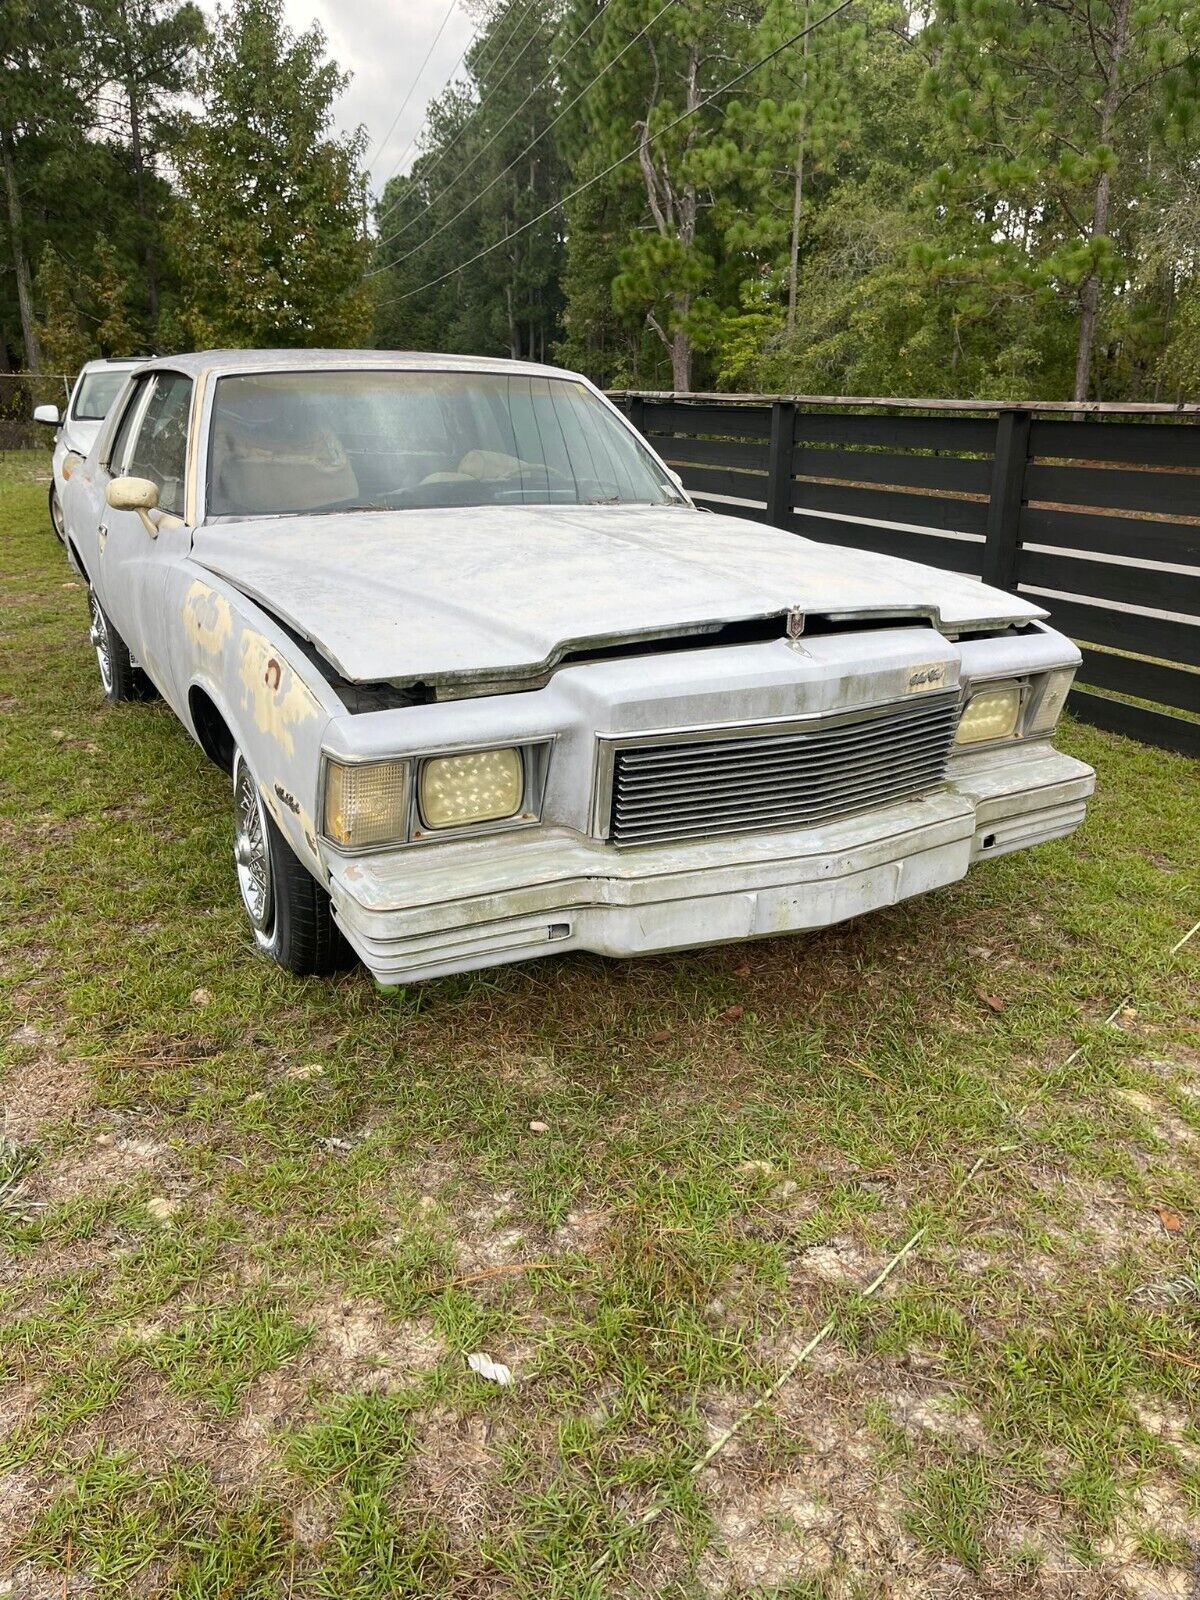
766, 400, 796, 529
982, 408, 1031, 591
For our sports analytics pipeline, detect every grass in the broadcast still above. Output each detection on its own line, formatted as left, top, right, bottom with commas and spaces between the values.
1, 449, 1198, 1597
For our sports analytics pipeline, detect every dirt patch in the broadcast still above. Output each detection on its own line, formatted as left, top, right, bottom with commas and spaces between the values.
695, 1386, 923, 1596
1, 1033, 90, 1143
406, 1408, 499, 1550
307, 1294, 444, 1392
28, 1133, 175, 1205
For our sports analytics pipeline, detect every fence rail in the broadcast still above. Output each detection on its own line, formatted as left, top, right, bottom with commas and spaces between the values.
614, 392, 1200, 758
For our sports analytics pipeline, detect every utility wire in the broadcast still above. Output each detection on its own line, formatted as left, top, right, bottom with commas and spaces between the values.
374, 0, 550, 225
377, 0, 544, 197
374, 0, 855, 308
372, 0, 626, 259
369, 0, 676, 274
363, 0, 462, 183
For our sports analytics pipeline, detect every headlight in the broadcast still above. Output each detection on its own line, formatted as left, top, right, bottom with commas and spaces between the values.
419, 747, 524, 829
1026, 668, 1075, 735
323, 757, 410, 848
955, 683, 1021, 746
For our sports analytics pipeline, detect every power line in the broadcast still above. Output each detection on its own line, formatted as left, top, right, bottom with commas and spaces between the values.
374, 0, 549, 227
377, 0, 545, 197
372, 0, 626, 259
362, 0, 462, 181
375, 0, 856, 309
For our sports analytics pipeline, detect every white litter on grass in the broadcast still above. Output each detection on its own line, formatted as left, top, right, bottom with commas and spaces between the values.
467, 1351, 513, 1386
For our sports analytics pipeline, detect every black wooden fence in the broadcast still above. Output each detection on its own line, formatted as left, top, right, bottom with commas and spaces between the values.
614, 392, 1200, 757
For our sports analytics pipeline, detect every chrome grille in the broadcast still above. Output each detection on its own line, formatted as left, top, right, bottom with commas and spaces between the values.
603, 690, 959, 846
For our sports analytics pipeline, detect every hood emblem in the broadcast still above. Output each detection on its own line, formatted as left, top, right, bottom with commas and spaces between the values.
786, 608, 805, 640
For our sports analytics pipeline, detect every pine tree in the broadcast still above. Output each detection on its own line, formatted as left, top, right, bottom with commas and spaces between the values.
168, 0, 372, 347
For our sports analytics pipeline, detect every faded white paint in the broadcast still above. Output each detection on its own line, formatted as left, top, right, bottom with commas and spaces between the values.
57, 347, 1095, 985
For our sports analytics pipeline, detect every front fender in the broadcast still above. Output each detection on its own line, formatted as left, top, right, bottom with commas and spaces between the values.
176, 570, 342, 878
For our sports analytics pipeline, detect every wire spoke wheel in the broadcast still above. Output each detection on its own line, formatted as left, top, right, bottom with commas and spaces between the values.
89, 591, 113, 695
234, 754, 274, 944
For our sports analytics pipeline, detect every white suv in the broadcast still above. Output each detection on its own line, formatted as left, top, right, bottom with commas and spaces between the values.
35, 358, 143, 541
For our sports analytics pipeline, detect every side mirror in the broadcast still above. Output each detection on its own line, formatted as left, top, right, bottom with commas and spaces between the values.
666, 467, 686, 493
33, 404, 60, 426
107, 475, 160, 537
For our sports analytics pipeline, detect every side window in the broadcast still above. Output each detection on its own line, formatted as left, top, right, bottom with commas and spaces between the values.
127, 373, 193, 518
107, 377, 151, 475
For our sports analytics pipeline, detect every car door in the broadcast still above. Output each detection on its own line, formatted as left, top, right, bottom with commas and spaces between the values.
97, 370, 194, 711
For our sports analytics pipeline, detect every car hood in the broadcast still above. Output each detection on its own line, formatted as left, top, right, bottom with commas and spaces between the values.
191, 504, 1046, 687
62, 418, 102, 456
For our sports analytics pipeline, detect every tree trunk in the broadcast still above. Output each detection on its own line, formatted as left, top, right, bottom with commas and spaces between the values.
1, 126, 41, 372
1072, 0, 1132, 404
670, 330, 690, 391
786, 0, 811, 337
127, 82, 159, 322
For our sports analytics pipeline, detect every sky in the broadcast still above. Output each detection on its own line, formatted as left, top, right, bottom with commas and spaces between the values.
198, 0, 477, 198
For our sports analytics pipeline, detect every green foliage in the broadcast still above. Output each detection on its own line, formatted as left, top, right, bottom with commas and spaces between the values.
372, 0, 565, 361
167, 0, 372, 348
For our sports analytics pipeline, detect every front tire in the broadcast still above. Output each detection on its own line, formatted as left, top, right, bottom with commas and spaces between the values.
88, 588, 156, 703
50, 482, 65, 543
232, 749, 351, 976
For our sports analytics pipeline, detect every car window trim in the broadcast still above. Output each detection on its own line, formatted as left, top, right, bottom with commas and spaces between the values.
104, 377, 156, 476
126, 370, 194, 518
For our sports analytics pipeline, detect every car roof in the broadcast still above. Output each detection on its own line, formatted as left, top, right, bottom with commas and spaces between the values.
131, 348, 588, 383
78, 357, 145, 375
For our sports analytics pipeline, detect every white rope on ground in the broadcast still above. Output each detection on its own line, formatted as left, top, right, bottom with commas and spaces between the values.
587, 914, 1200, 1578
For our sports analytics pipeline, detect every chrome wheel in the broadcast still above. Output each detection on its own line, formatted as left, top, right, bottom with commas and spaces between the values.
50, 485, 65, 541
233, 753, 274, 947
89, 591, 113, 695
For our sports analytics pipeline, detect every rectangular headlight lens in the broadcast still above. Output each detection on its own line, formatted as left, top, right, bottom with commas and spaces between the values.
1026, 668, 1075, 735
955, 683, 1021, 746
323, 757, 410, 848
419, 747, 523, 829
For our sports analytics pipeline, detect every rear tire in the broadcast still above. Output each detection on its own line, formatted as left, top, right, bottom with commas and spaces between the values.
232, 748, 352, 977
50, 482, 65, 543
88, 588, 156, 703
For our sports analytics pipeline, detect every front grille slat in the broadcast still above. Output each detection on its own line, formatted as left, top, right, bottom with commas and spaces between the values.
619, 705, 954, 768
605, 691, 958, 846
613, 730, 955, 795
612, 748, 951, 821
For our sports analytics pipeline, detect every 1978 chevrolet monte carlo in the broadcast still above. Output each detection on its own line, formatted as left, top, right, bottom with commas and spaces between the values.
61, 350, 1095, 984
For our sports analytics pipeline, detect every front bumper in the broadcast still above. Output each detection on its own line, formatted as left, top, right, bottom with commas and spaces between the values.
327, 743, 1094, 985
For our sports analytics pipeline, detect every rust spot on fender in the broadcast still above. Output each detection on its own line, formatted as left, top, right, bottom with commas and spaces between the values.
237, 632, 321, 756
184, 581, 233, 654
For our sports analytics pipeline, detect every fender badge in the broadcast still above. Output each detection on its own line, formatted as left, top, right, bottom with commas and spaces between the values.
907, 662, 947, 692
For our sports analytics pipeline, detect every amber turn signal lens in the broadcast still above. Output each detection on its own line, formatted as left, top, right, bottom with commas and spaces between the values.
323, 758, 410, 848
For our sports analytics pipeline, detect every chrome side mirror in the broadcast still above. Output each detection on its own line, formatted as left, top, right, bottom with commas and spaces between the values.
33, 404, 60, 426
107, 475, 160, 537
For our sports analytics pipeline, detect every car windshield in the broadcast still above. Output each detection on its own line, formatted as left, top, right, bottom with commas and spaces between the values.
206, 369, 677, 518
73, 369, 131, 421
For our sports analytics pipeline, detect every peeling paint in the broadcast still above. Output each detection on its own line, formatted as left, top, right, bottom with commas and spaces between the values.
184, 581, 233, 655
237, 630, 322, 757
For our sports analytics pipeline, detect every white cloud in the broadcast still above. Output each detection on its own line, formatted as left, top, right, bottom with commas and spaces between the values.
196, 0, 477, 194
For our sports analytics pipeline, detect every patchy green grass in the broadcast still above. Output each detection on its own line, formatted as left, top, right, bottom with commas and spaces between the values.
1, 452, 1198, 1598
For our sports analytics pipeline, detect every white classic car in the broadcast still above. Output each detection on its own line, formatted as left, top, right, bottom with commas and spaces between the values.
61, 350, 1095, 984
35, 357, 144, 542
